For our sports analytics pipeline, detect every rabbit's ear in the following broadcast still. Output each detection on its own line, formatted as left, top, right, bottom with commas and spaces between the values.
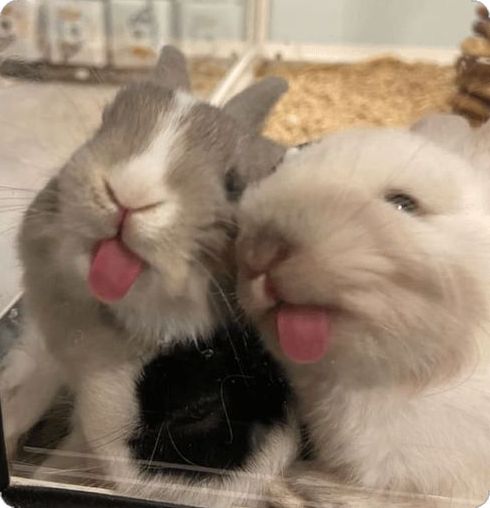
229, 134, 287, 191
152, 46, 191, 91
411, 114, 470, 140
223, 77, 288, 132
411, 114, 472, 154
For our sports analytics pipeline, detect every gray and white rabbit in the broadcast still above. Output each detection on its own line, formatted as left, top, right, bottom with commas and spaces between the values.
236, 125, 490, 507
0, 46, 300, 508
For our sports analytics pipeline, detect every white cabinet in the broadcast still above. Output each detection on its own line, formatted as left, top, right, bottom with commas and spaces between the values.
109, 0, 173, 68
0, 0, 43, 61
177, 0, 245, 41
45, 0, 107, 66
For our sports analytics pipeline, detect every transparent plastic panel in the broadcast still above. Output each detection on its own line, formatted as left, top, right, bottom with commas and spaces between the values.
1, 1, 490, 508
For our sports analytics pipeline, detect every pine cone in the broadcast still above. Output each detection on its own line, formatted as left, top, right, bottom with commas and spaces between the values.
453, 4, 490, 122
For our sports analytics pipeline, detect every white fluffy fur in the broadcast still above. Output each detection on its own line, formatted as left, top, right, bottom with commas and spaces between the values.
0, 318, 61, 458
237, 126, 490, 507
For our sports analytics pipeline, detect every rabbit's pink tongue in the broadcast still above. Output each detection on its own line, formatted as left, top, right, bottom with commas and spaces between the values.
276, 305, 332, 364
88, 238, 143, 302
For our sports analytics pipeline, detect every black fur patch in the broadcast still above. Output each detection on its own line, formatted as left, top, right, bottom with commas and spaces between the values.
128, 322, 291, 480
224, 167, 245, 202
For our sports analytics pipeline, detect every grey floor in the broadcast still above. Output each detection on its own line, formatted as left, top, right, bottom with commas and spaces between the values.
0, 77, 117, 313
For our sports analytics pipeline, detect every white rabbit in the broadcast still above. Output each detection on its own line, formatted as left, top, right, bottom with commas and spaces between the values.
236, 127, 490, 507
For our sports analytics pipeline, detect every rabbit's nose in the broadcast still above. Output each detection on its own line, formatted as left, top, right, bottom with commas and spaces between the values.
105, 171, 165, 213
106, 182, 162, 229
239, 237, 290, 280
248, 272, 280, 307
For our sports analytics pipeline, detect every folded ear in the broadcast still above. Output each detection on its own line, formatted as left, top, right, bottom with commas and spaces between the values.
152, 46, 191, 91
233, 135, 287, 189
252, 137, 287, 181
223, 77, 288, 132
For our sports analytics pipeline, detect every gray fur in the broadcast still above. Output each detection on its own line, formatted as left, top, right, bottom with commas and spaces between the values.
223, 77, 288, 132
2, 45, 296, 507
97, 83, 174, 163
20, 43, 289, 356
152, 45, 191, 91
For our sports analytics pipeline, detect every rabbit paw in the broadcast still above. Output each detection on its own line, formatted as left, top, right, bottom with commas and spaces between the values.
0, 335, 61, 459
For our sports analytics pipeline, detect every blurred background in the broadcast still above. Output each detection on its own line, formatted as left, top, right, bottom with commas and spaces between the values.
271, 0, 474, 48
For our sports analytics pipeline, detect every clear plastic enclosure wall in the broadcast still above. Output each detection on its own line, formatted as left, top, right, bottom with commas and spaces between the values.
0, 0, 488, 507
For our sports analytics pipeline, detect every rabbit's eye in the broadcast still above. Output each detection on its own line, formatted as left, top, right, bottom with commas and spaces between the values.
224, 168, 245, 202
1, 18, 12, 32
385, 192, 418, 213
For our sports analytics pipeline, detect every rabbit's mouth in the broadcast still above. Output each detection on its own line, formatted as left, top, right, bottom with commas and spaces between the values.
274, 303, 333, 364
88, 236, 145, 303
241, 273, 337, 364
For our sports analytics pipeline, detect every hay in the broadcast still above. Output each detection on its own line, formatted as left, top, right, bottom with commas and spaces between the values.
189, 57, 231, 98
256, 57, 457, 146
